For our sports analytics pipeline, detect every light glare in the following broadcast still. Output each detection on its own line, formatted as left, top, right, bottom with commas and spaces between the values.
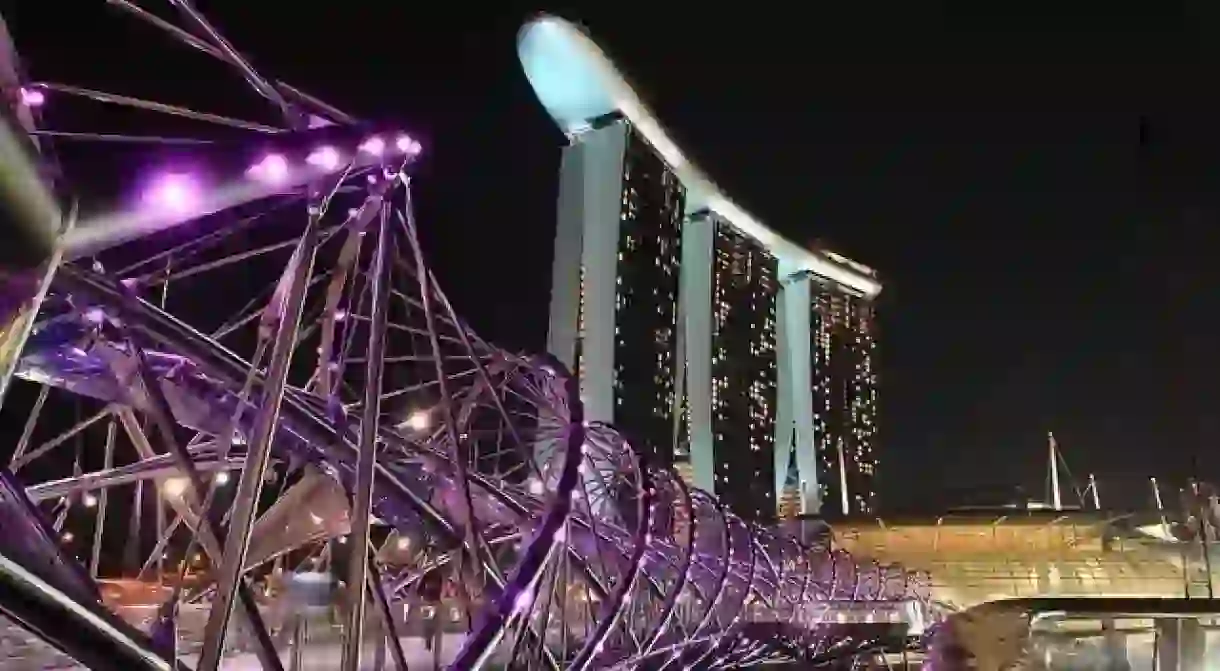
403, 410, 430, 431
248, 153, 289, 183
163, 477, 189, 498
143, 173, 201, 215
306, 146, 341, 171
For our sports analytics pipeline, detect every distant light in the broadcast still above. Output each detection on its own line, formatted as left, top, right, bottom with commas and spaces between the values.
142, 173, 201, 215
20, 88, 44, 107
247, 153, 289, 183
528, 479, 545, 496
306, 146, 341, 171
61, 532, 74, 542
83, 493, 98, 508
163, 477, 189, 499
359, 136, 386, 156
83, 307, 106, 324
395, 134, 421, 155
397, 537, 410, 550
214, 471, 231, 485
402, 410, 430, 432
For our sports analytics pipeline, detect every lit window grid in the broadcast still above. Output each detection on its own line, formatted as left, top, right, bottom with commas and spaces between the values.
811, 291, 879, 515
608, 123, 685, 465
708, 220, 779, 521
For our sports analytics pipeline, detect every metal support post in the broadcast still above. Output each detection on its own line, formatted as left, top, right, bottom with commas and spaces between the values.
88, 417, 115, 578
197, 213, 321, 671
340, 202, 391, 671
367, 558, 409, 671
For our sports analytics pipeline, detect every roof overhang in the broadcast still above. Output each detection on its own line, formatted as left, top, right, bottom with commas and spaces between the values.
517, 15, 881, 298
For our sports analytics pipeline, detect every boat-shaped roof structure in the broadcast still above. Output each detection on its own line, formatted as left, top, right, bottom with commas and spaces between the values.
517, 15, 881, 297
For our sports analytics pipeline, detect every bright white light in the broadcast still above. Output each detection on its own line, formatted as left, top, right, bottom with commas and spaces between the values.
528, 479, 545, 496
306, 146, 341, 171
403, 410, 430, 432
82, 493, 98, 508
62, 532, 74, 542
214, 471, 231, 485
359, 136, 386, 156
397, 537, 410, 550
395, 134, 421, 155
163, 477, 188, 498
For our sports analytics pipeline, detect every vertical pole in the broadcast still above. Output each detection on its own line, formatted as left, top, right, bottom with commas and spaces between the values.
154, 259, 171, 585
1048, 432, 1062, 511
128, 479, 144, 572
1153, 477, 1170, 536
156, 478, 166, 583
340, 202, 391, 671
1089, 473, 1101, 510
1190, 474, 1214, 599
196, 212, 320, 671
1153, 476, 1187, 598
89, 417, 115, 578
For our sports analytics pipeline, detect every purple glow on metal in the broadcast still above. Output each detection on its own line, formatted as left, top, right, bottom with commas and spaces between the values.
141, 173, 201, 215
512, 588, 533, 614
247, 153, 289, 183
19, 87, 44, 107
305, 146, 341, 171
16, 265, 930, 669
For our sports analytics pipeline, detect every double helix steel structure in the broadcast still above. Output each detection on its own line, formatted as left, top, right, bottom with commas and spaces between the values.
0, 3, 929, 669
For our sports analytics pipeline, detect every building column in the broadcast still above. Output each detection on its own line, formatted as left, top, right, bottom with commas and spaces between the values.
547, 124, 627, 424
775, 266, 818, 513
1183, 619, 1206, 671
1101, 618, 1130, 671
1156, 618, 1205, 671
679, 212, 715, 493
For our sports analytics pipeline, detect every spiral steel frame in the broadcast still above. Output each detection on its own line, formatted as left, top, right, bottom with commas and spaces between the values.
0, 4, 930, 670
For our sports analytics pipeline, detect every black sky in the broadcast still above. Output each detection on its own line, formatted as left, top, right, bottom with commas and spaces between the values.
10, 2, 1220, 511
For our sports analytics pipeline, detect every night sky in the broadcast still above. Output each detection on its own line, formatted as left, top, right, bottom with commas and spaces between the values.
12, 3, 1220, 511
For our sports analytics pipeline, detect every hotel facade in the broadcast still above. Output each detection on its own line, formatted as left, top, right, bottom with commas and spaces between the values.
520, 17, 880, 520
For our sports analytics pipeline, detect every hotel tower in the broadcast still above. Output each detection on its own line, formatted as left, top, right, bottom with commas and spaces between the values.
519, 17, 881, 520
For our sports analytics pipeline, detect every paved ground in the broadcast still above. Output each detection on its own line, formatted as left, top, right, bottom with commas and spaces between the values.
0, 607, 471, 670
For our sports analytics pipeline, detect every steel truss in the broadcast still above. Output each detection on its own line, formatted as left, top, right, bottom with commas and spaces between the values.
0, 3, 930, 669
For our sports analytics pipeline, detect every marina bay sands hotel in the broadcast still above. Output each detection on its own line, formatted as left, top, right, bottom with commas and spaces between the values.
519, 17, 880, 521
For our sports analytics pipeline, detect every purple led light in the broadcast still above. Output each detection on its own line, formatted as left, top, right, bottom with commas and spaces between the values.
142, 173, 201, 215
305, 146, 341, 171
247, 153, 289, 183
19, 87, 44, 107
395, 134, 422, 155
358, 136, 385, 156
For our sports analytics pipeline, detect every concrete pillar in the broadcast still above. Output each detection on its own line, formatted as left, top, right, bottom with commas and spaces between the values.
1157, 618, 1181, 671
679, 213, 715, 493
1182, 619, 1206, 671
1102, 618, 1130, 671
1156, 618, 1205, 671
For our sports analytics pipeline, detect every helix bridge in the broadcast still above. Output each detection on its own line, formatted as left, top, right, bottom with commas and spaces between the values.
0, 3, 930, 669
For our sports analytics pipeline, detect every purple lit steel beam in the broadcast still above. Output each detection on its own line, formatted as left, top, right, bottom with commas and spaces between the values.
194, 206, 320, 671
340, 195, 391, 670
